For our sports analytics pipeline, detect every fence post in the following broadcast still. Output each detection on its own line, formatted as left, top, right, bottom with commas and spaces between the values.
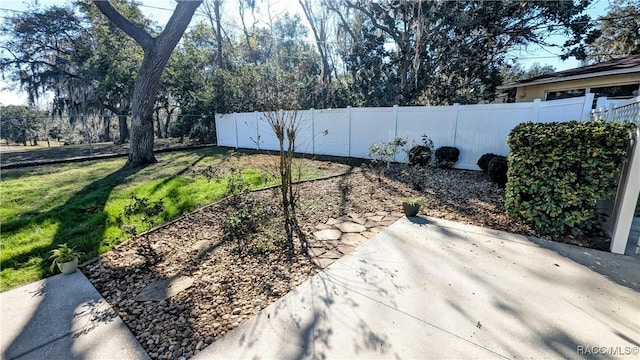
580, 93, 595, 121
310, 108, 315, 155
255, 111, 260, 150
607, 103, 615, 122
347, 106, 352, 157
234, 112, 239, 149
453, 103, 460, 147
531, 99, 541, 122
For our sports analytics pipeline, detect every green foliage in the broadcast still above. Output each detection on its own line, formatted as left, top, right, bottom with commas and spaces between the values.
222, 196, 271, 250
0, 149, 296, 291
368, 137, 408, 179
487, 156, 508, 188
116, 195, 166, 266
48, 244, 82, 272
408, 135, 434, 167
401, 197, 424, 206
575, 0, 640, 62
0, 106, 48, 145
506, 120, 635, 236
435, 146, 460, 168
477, 153, 499, 173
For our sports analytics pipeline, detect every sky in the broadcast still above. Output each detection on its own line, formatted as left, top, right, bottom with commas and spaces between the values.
0, 0, 613, 107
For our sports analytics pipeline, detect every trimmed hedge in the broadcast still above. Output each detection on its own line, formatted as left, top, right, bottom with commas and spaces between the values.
487, 155, 508, 187
435, 146, 460, 168
506, 120, 634, 237
477, 153, 499, 173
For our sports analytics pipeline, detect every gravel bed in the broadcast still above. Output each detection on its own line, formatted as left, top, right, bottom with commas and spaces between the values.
82, 165, 597, 359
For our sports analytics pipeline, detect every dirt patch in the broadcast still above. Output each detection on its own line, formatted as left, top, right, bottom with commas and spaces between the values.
82, 166, 599, 359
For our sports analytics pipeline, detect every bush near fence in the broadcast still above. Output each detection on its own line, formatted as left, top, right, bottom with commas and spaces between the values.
505, 120, 636, 237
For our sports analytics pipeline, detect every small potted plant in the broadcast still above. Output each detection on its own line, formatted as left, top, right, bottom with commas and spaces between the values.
49, 244, 82, 275
401, 197, 424, 217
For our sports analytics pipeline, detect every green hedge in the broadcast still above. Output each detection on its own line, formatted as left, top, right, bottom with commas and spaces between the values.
506, 120, 635, 237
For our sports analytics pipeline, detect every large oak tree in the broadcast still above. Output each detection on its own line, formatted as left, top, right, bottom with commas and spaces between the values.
92, 0, 202, 166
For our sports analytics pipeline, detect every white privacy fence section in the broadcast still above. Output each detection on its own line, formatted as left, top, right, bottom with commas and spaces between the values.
592, 95, 640, 124
216, 94, 594, 170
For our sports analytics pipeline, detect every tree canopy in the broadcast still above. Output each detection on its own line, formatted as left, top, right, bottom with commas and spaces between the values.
1, 0, 606, 150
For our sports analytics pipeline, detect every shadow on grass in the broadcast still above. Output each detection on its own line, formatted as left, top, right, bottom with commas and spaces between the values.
1, 165, 144, 289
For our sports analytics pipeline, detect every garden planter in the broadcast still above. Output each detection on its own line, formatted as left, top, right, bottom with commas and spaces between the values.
402, 203, 420, 217
57, 258, 78, 275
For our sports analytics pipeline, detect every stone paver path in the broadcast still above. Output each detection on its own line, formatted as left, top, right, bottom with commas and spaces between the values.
309, 211, 404, 268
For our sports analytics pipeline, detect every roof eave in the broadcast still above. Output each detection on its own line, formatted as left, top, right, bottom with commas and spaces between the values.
497, 67, 640, 90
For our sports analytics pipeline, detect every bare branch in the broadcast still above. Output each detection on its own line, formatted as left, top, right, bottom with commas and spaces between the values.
92, 0, 154, 49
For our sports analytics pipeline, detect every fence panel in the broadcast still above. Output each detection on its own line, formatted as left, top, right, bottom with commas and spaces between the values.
455, 102, 533, 169
215, 96, 599, 169
349, 107, 396, 158
312, 108, 350, 156
396, 106, 457, 162
215, 114, 237, 147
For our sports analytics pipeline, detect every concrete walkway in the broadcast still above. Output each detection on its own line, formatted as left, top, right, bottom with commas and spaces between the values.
194, 216, 640, 359
0, 271, 148, 360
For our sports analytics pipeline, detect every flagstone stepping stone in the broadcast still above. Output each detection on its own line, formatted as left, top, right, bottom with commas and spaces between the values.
391, 212, 405, 218
340, 233, 367, 246
334, 222, 366, 233
308, 247, 326, 257
369, 226, 387, 234
382, 215, 399, 221
362, 231, 376, 239
337, 244, 355, 255
135, 276, 194, 302
364, 220, 379, 228
321, 250, 342, 259
314, 223, 334, 231
350, 217, 367, 225
366, 215, 385, 222
337, 215, 352, 222
326, 218, 342, 226
313, 228, 342, 241
313, 258, 336, 269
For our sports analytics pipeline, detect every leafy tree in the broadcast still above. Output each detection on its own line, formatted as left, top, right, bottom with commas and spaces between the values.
0, 105, 48, 145
78, 0, 149, 143
333, 0, 593, 105
501, 62, 556, 84
0, 6, 94, 113
583, 0, 640, 62
92, 0, 202, 166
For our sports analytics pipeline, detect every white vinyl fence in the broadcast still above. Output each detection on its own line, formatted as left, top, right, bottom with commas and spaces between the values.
216, 94, 595, 170
592, 95, 640, 255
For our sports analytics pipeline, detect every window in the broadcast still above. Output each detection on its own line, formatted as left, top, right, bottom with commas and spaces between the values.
545, 88, 586, 101
590, 84, 640, 99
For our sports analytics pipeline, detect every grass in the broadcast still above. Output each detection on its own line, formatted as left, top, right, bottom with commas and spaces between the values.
0, 147, 324, 291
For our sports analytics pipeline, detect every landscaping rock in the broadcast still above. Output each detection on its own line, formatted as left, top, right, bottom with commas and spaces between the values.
334, 222, 366, 233
134, 276, 194, 302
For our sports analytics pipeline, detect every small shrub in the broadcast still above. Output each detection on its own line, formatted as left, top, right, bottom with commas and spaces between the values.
368, 137, 408, 179
435, 146, 460, 168
408, 135, 433, 166
222, 196, 271, 251
487, 156, 508, 187
408, 146, 431, 166
477, 153, 498, 173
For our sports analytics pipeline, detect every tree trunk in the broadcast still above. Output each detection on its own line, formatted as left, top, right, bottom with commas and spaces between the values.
102, 115, 111, 142
93, 0, 202, 166
118, 114, 129, 144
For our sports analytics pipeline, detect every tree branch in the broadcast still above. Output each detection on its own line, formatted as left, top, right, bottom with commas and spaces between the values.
92, 0, 154, 49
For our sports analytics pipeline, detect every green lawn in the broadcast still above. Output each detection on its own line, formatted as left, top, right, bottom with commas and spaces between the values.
0, 148, 323, 291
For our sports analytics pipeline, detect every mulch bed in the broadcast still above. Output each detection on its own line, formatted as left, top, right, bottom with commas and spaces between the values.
82, 165, 602, 359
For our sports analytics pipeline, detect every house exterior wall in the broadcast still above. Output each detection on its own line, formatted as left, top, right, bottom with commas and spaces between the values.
514, 73, 640, 102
